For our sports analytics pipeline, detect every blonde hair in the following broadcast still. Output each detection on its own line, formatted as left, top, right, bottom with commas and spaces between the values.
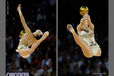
19, 30, 25, 38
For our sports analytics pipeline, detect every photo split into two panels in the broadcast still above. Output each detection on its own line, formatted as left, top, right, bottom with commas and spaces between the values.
6, 0, 108, 76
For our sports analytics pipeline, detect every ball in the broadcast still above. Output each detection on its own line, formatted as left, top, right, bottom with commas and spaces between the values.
80, 6, 89, 16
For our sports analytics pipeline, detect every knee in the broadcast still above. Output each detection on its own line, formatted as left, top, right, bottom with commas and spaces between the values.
95, 49, 102, 57
84, 54, 93, 58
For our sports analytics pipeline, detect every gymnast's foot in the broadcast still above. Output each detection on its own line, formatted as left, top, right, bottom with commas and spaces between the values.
41, 31, 49, 41
67, 24, 75, 33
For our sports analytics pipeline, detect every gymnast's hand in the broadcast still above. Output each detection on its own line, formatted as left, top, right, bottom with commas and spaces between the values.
83, 14, 88, 20
80, 17, 86, 25
85, 14, 92, 24
17, 4, 21, 12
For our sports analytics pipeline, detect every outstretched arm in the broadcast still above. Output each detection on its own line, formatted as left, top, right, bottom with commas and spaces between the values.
87, 14, 94, 32
17, 4, 31, 33
77, 16, 86, 35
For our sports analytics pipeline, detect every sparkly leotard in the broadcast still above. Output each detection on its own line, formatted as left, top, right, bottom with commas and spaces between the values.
16, 33, 36, 58
79, 25, 100, 55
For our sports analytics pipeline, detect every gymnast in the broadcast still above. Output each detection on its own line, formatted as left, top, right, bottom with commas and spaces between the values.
16, 4, 49, 58
67, 6, 102, 58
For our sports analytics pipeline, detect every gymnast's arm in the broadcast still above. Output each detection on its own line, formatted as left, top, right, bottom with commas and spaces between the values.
17, 4, 31, 33
87, 15, 94, 32
77, 17, 85, 35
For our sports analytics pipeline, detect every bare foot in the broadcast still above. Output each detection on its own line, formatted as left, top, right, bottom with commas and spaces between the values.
36, 30, 43, 36
67, 24, 75, 33
41, 31, 49, 40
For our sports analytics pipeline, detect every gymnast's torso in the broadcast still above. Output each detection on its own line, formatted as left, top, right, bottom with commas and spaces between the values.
78, 25, 100, 55
18, 32, 37, 49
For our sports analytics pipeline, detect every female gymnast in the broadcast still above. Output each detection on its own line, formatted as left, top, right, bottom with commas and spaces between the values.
16, 4, 49, 58
67, 6, 102, 58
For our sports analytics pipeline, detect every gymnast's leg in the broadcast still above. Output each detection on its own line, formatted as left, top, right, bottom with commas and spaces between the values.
94, 48, 102, 56
29, 31, 49, 54
19, 31, 49, 57
67, 24, 93, 58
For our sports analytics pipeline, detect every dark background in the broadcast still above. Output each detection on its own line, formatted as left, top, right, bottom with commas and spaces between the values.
6, 0, 56, 76
58, 0, 108, 76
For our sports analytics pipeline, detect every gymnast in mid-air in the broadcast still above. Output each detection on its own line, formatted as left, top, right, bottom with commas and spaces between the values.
67, 6, 102, 58
16, 4, 49, 58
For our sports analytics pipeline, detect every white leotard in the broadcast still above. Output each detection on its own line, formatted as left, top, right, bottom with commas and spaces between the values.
79, 25, 100, 55
16, 33, 36, 58
16, 44, 30, 58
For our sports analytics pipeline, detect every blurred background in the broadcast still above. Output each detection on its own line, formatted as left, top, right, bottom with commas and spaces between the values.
58, 0, 108, 76
6, 0, 56, 76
